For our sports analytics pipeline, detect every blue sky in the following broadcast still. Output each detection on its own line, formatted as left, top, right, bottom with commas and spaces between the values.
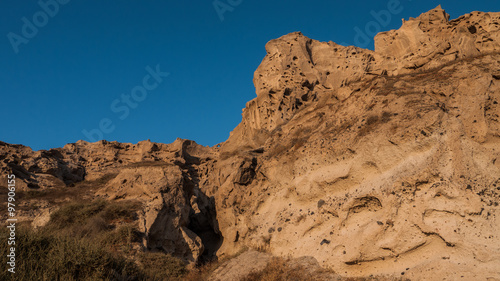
1, 0, 498, 150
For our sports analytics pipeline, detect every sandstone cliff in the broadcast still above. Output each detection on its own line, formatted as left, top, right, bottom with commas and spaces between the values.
1, 6, 500, 280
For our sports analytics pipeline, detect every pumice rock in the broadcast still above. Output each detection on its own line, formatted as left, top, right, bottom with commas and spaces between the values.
1, 6, 500, 280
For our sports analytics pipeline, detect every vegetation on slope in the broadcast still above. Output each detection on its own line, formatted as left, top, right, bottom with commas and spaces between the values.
0, 199, 187, 281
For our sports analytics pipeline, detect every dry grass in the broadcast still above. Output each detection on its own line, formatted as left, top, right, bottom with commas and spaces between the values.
45, 199, 143, 249
47, 199, 140, 227
240, 257, 411, 281
0, 198, 189, 280
138, 251, 187, 280
241, 257, 316, 281
182, 261, 223, 281
0, 226, 143, 281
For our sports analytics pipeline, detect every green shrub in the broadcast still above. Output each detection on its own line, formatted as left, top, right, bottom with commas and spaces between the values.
46, 199, 142, 239
101, 224, 142, 253
0, 226, 143, 281
47, 199, 107, 228
0, 199, 191, 280
100, 200, 142, 222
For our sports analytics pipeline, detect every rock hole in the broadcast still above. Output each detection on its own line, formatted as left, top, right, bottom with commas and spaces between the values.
188, 194, 224, 265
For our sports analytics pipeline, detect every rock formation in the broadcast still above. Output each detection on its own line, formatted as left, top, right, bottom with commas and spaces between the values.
1, 6, 500, 280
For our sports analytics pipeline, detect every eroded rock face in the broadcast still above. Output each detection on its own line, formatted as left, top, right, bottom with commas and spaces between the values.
375, 6, 500, 65
1, 6, 500, 280
0, 139, 223, 265
0, 141, 85, 189
214, 6, 500, 280
224, 6, 500, 153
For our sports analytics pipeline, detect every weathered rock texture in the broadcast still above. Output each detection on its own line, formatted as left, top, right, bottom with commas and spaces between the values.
0, 139, 223, 265
1, 6, 500, 281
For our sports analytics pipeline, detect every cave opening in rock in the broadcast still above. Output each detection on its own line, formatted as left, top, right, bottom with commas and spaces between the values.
188, 193, 224, 265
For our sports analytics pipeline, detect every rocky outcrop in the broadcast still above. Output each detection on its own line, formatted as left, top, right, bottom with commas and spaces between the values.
1, 6, 500, 280
0, 141, 85, 189
214, 6, 500, 280
208, 250, 272, 281
375, 6, 500, 66
1, 139, 223, 265
224, 6, 500, 152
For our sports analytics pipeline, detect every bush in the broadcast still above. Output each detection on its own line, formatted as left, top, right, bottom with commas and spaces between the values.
0, 226, 142, 281
0, 199, 191, 280
46, 199, 142, 239
47, 199, 107, 228
100, 200, 141, 222
101, 224, 142, 253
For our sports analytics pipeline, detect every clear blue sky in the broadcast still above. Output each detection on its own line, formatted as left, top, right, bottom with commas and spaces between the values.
1, 0, 498, 150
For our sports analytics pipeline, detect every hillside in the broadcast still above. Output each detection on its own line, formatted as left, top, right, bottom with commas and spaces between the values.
1, 6, 500, 280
